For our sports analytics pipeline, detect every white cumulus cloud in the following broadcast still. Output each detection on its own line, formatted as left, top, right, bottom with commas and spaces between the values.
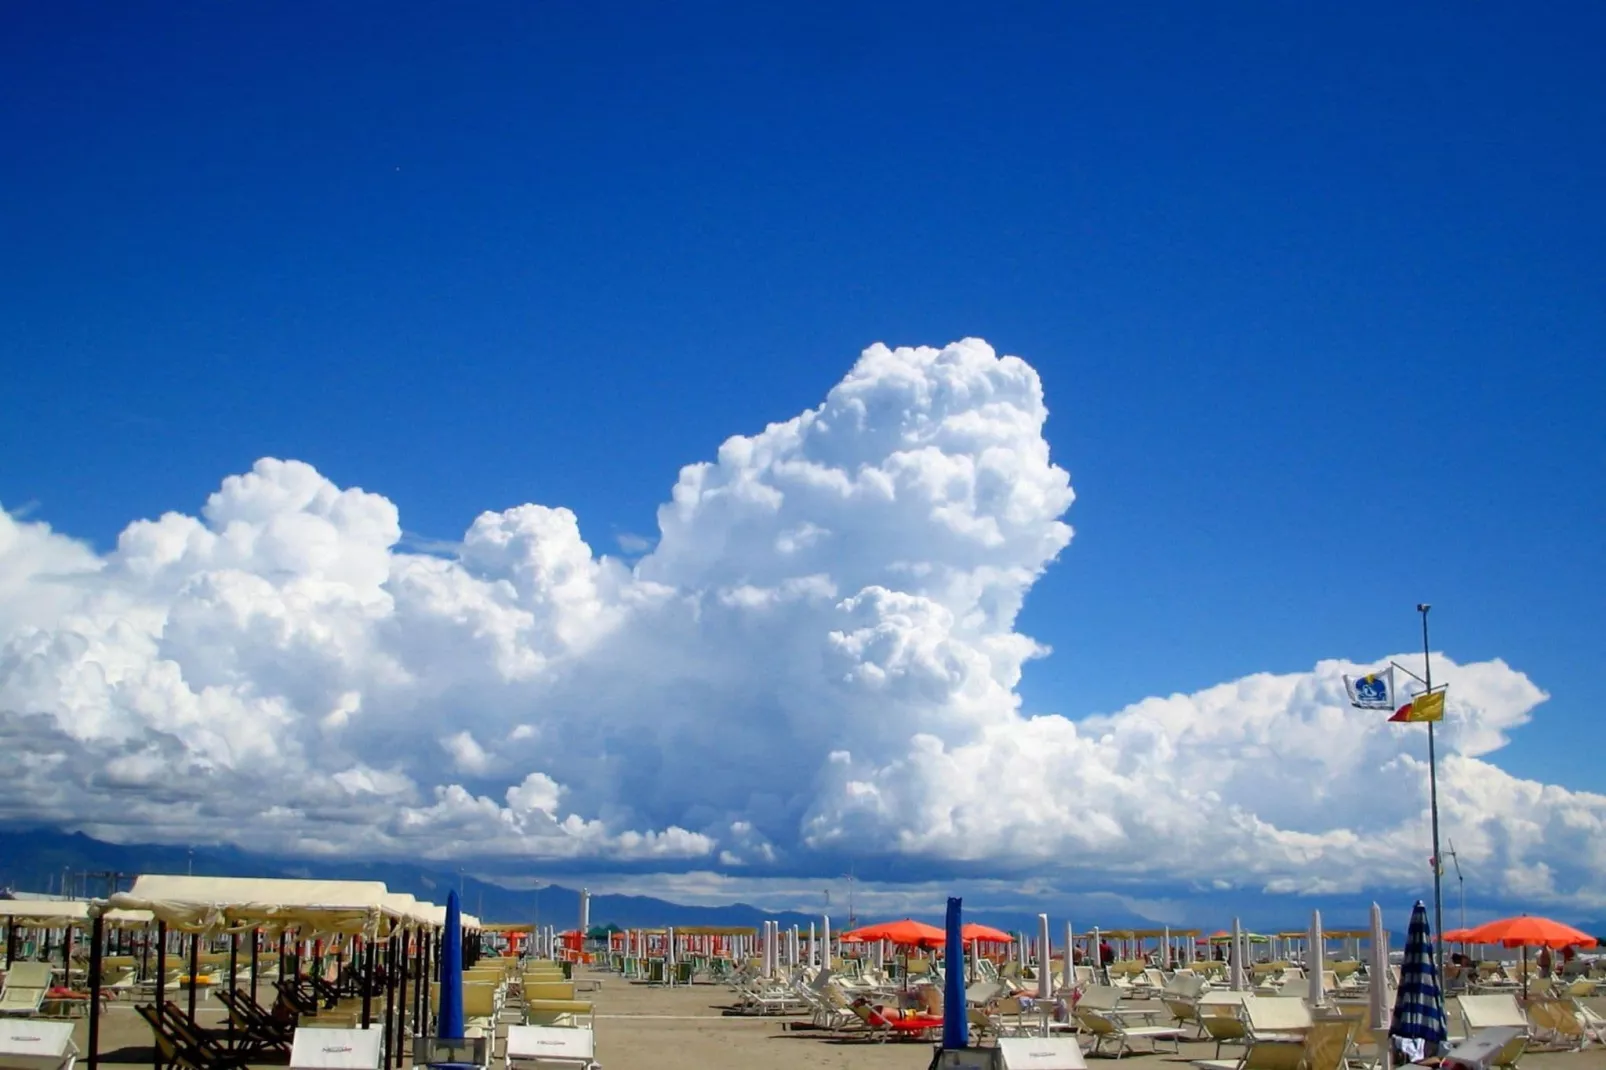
0, 339, 1596, 906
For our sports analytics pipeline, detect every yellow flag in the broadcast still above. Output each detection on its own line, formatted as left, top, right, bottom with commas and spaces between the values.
1390, 689, 1445, 723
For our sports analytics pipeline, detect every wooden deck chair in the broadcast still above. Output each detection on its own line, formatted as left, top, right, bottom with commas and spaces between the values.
1074, 1005, 1183, 1058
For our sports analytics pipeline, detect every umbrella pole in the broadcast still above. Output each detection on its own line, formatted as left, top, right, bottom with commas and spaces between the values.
1421, 605, 1446, 982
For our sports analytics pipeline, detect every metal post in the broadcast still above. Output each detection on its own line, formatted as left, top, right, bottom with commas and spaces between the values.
187, 931, 200, 1023
250, 929, 260, 1006
1419, 603, 1445, 981
384, 936, 400, 1068
227, 932, 239, 1048
394, 934, 409, 1067
153, 921, 167, 1070
360, 937, 375, 1029
87, 912, 104, 1070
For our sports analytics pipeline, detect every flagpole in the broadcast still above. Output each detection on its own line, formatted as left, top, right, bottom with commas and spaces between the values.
1418, 602, 1445, 981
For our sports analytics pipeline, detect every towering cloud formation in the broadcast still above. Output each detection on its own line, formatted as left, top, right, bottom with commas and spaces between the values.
0, 340, 1595, 904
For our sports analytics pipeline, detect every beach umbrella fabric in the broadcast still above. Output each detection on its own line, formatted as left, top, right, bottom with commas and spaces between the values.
1368, 903, 1390, 1036
438, 890, 465, 1040
1308, 909, 1324, 1007
942, 898, 969, 1050
1389, 900, 1447, 1058
842, 918, 945, 946
961, 923, 1013, 943
1463, 916, 1596, 949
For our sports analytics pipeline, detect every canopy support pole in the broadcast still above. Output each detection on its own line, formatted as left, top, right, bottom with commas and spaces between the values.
87, 911, 105, 1070
361, 937, 376, 1029
385, 935, 401, 1069
395, 933, 410, 1064
249, 930, 259, 1006
153, 920, 167, 1070
187, 931, 200, 1024
227, 931, 239, 1049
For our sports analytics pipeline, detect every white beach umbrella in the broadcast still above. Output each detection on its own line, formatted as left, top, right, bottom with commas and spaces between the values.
1369, 902, 1391, 1046
1230, 918, 1246, 991
808, 922, 816, 966
1064, 921, 1075, 988
1309, 909, 1325, 1006
821, 915, 831, 970
1163, 926, 1171, 968
667, 926, 676, 970
1037, 914, 1052, 999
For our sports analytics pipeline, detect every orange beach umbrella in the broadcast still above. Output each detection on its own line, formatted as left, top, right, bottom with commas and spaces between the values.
841, 918, 946, 946
961, 923, 1014, 943
1463, 916, 1597, 949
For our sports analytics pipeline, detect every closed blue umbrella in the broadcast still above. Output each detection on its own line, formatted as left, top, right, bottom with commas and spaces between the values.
438, 890, 465, 1041
942, 897, 968, 1049
1389, 900, 1447, 1060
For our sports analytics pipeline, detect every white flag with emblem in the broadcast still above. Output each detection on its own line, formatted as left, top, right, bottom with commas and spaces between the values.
1342, 667, 1395, 710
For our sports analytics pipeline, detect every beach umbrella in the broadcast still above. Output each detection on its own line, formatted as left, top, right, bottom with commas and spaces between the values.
1368, 903, 1390, 1039
942, 898, 969, 1050
1037, 914, 1052, 999
1389, 900, 1447, 1063
438, 890, 465, 1040
843, 919, 945, 946
1308, 909, 1325, 1007
1229, 918, 1245, 991
1063, 920, 1075, 989
821, 915, 832, 970
960, 923, 1012, 942
1462, 915, 1596, 999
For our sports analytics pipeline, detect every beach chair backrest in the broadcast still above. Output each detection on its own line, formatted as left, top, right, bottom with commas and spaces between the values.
1077, 985, 1122, 1011
1457, 994, 1526, 1030
1244, 994, 1313, 1034
1301, 1019, 1356, 1070
2, 964, 52, 990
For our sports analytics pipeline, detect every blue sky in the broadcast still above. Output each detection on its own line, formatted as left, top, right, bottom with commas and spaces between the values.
2, 4, 1603, 918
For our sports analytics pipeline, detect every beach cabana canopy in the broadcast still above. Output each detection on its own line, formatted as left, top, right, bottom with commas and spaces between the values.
102, 875, 397, 935
0, 899, 90, 926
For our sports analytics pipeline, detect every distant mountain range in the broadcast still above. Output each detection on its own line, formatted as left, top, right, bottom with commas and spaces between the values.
0, 827, 828, 931
4, 826, 1598, 939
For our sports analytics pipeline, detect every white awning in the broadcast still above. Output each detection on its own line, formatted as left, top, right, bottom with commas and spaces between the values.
101, 875, 395, 936
0, 899, 89, 926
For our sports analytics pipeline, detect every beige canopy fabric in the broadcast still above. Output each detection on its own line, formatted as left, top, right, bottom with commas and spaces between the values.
102, 875, 397, 936
414, 902, 481, 930
0, 899, 90, 926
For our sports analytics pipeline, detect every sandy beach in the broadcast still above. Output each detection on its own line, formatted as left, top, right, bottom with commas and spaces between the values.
53, 965, 1606, 1070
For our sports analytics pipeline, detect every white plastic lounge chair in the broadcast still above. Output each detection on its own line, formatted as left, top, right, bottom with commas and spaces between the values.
1074, 1006, 1183, 1058
288, 1028, 384, 1070
0, 966, 52, 1019
0, 1019, 77, 1070
1453, 996, 1527, 1069
505, 1025, 597, 1070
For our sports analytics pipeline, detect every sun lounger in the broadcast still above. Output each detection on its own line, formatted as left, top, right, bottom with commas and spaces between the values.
505, 1025, 597, 1070
523, 999, 595, 1029
1452, 996, 1527, 1069
848, 1002, 943, 1042
289, 1027, 384, 1070
0, 1019, 77, 1070
1074, 1006, 1183, 1058
0, 966, 52, 1019
994, 1036, 1088, 1070
1193, 1017, 1354, 1070
1241, 994, 1313, 1040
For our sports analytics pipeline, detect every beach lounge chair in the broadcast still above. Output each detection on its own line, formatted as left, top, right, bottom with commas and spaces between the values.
1522, 997, 1587, 1051
848, 1002, 944, 1043
1241, 994, 1313, 1040
505, 1025, 597, 1070
1452, 996, 1527, 1069
994, 1037, 1088, 1070
0, 1018, 77, 1070
288, 1027, 384, 1070
1074, 1006, 1184, 1058
1193, 1017, 1354, 1070
1197, 994, 1250, 1055
0, 966, 52, 1019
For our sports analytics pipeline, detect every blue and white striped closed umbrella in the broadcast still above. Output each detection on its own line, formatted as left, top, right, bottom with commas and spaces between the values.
1390, 900, 1447, 1056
